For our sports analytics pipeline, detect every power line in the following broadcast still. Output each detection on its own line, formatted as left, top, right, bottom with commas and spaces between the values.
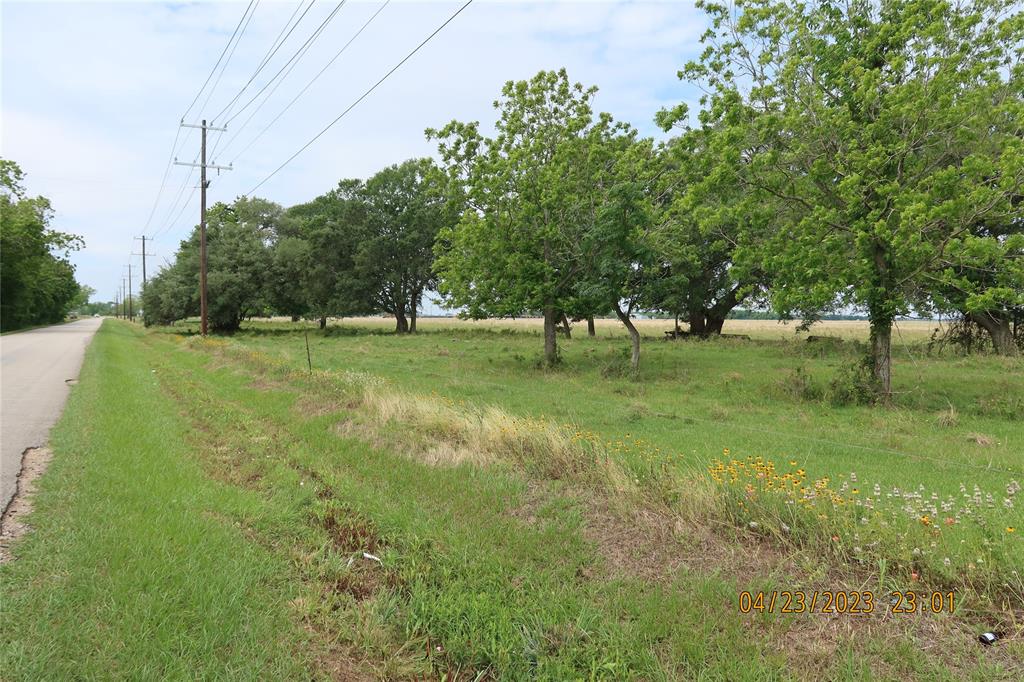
246, 0, 474, 197
211, 0, 350, 161
183, 0, 258, 121
210, 0, 317, 124
194, 0, 261, 121
149, 157, 199, 242
222, 1, 347, 128
226, 0, 391, 165
141, 1, 257, 239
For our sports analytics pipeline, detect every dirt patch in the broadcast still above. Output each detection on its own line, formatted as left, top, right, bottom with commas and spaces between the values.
579, 497, 686, 582
0, 446, 54, 563
292, 394, 344, 418
248, 377, 287, 392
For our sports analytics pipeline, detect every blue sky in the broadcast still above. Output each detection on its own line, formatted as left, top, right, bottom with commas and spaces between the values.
2, 0, 708, 301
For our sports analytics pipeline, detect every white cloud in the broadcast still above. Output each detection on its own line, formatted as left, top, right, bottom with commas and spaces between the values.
1, 0, 708, 299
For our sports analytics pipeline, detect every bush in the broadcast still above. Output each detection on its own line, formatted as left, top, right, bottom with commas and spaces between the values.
825, 356, 880, 406
780, 365, 822, 401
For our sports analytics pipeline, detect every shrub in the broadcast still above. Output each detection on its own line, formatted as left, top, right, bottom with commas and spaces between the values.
825, 356, 880, 406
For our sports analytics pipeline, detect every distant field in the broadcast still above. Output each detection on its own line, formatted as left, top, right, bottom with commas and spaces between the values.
251, 315, 944, 342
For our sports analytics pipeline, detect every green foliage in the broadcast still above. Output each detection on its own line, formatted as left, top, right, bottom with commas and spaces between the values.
429, 69, 630, 363
0, 159, 85, 330
675, 0, 1024, 388
285, 179, 367, 323
142, 199, 274, 332
352, 158, 448, 332
826, 356, 882, 406
650, 128, 773, 335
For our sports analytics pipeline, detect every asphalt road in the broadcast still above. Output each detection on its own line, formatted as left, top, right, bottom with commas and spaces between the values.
1, 318, 103, 513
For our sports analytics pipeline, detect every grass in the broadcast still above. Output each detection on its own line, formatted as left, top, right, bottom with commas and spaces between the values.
0, 322, 310, 678
219, 317, 1023, 492
2, 319, 1022, 679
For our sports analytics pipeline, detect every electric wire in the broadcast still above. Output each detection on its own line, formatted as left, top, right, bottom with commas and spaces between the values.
141, 0, 256, 238
222, 0, 347, 128
195, 0, 261, 121
210, 0, 317, 124
211, 0, 349, 161
182, 0, 258, 121
226, 0, 391, 165
246, 0, 474, 196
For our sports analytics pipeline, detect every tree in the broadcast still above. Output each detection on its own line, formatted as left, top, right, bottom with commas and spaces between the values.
354, 159, 447, 333
573, 136, 661, 372
267, 236, 311, 321
649, 128, 774, 336
142, 198, 274, 332
675, 0, 1024, 396
930, 222, 1024, 355
285, 180, 368, 328
429, 69, 624, 366
0, 159, 84, 331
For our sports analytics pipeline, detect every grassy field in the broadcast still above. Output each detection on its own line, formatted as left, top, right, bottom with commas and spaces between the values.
2, 319, 1021, 680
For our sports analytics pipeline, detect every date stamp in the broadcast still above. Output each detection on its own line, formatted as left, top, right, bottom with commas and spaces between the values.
738, 590, 955, 615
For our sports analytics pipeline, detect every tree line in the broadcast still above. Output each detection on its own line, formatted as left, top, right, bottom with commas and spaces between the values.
144, 0, 1023, 398
143, 158, 449, 334
1, 159, 88, 332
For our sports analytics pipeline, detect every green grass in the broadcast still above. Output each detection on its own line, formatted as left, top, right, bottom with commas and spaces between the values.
217, 320, 1023, 494
0, 322, 312, 679
2, 320, 1022, 679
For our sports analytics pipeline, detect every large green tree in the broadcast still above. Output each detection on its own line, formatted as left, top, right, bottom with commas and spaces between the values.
284, 180, 371, 328
354, 158, 447, 333
649, 128, 775, 336
429, 69, 627, 366
0, 159, 84, 331
142, 198, 275, 332
674, 0, 1024, 395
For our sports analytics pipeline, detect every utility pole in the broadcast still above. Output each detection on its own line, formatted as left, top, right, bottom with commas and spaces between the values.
122, 277, 127, 321
115, 289, 120, 319
127, 264, 133, 321
133, 235, 156, 287
174, 119, 231, 336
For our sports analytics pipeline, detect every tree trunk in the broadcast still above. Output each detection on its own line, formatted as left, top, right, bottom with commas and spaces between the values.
291, 315, 300, 323
395, 312, 409, 334
614, 305, 641, 374
869, 317, 892, 399
559, 311, 571, 338
543, 307, 559, 367
688, 312, 707, 336
587, 316, 596, 337
969, 312, 1017, 356
706, 315, 726, 335
410, 288, 420, 333
319, 316, 327, 330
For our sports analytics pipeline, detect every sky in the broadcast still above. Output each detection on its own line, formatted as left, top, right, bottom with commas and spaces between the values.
1, 0, 709, 303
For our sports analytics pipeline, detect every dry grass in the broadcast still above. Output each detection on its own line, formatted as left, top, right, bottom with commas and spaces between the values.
248, 315, 941, 342
344, 380, 638, 493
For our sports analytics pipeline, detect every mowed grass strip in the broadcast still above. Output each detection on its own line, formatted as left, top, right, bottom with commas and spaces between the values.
0, 322, 310, 679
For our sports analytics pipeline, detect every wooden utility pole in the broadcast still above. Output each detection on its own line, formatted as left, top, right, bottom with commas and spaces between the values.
174, 120, 231, 336
115, 289, 120, 319
122, 277, 127, 321
133, 235, 155, 286
127, 264, 133, 321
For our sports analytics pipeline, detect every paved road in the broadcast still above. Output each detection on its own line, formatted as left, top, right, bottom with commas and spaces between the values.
1, 318, 103, 512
